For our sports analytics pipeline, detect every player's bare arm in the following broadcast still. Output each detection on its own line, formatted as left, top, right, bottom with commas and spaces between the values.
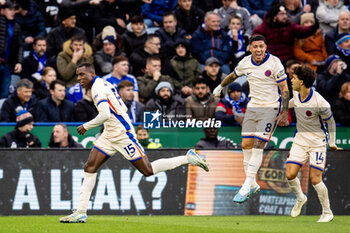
277, 80, 290, 126
213, 71, 237, 96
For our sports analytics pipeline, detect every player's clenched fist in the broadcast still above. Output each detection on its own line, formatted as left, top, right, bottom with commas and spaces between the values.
77, 125, 87, 135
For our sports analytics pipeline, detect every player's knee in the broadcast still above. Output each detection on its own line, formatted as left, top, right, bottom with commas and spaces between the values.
241, 141, 253, 149
84, 163, 97, 173
310, 175, 322, 185
139, 167, 154, 177
286, 172, 297, 180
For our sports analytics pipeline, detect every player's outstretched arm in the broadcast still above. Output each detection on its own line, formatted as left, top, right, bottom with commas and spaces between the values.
277, 80, 290, 126
78, 101, 110, 135
325, 116, 342, 151
213, 71, 238, 96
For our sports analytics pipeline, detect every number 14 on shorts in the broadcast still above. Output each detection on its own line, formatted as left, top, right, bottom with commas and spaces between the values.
315, 152, 324, 164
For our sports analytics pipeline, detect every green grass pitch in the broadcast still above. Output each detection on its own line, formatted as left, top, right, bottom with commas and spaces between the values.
0, 216, 349, 233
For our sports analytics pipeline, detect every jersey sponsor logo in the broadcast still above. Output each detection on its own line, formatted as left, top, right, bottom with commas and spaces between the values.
265, 70, 272, 77
306, 110, 312, 117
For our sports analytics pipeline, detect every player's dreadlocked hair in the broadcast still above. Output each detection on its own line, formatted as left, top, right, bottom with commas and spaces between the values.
293, 65, 315, 88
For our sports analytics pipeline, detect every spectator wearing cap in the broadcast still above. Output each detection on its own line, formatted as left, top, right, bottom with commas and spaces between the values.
253, 2, 318, 64
174, 0, 204, 37
333, 82, 350, 126
325, 11, 350, 55
36, 80, 74, 122
122, 15, 148, 57
117, 80, 144, 123
214, 0, 253, 36
15, 0, 46, 51
92, 25, 122, 53
137, 55, 174, 103
0, 0, 23, 98
103, 56, 139, 102
334, 32, 350, 73
145, 81, 185, 121
46, 3, 86, 58
170, 39, 202, 97
316, 0, 348, 36
0, 79, 38, 122
191, 11, 232, 75
49, 123, 83, 148
202, 57, 227, 96
215, 82, 247, 126
155, 12, 187, 60
293, 13, 328, 72
94, 35, 125, 77
56, 34, 93, 87
185, 77, 219, 120
0, 107, 41, 148
316, 54, 350, 107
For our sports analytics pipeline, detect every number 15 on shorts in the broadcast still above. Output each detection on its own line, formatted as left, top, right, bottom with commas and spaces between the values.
124, 144, 136, 157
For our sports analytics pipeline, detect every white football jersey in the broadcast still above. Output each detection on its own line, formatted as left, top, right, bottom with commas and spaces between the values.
234, 52, 287, 107
88, 77, 135, 138
291, 88, 333, 147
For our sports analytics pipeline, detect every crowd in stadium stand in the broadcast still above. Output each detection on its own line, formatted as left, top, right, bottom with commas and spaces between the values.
1, 0, 350, 134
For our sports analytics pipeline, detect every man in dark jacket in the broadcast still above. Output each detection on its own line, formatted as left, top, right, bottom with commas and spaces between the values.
174, 0, 204, 36
49, 123, 83, 148
195, 126, 236, 149
118, 80, 144, 123
15, 0, 46, 50
155, 12, 187, 60
191, 11, 232, 74
0, 0, 23, 98
325, 11, 350, 55
316, 55, 350, 108
121, 15, 148, 57
0, 79, 38, 122
0, 107, 41, 148
145, 81, 185, 121
73, 88, 97, 122
253, 2, 318, 64
202, 57, 226, 95
46, 4, 86, 58
21, 36, 56, 83
36, 80, 75, 122
185, 77, 219, 120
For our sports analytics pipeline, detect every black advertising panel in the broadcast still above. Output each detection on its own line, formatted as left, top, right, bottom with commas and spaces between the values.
0, 149, 188, 215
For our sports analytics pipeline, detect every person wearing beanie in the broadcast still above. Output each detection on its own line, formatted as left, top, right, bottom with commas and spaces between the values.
145, 81, 185, 121
170, 39, 202, 97
94, 35, 125, 77
334, 32, 350, 72
0, 0, 23, 99
294, 12, 328, 72
46, 3, 86, 58
316, 54, 350, 108
253, 2, 319, 63
92, 25, 121, 52
215, 82, 247, 126
0, 106, 41, 148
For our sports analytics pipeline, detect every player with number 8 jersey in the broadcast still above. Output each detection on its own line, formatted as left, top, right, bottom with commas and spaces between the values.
59, 63, 209, 223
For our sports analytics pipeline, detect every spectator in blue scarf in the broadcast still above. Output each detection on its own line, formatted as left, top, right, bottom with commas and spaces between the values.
215, 82, 248, 126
